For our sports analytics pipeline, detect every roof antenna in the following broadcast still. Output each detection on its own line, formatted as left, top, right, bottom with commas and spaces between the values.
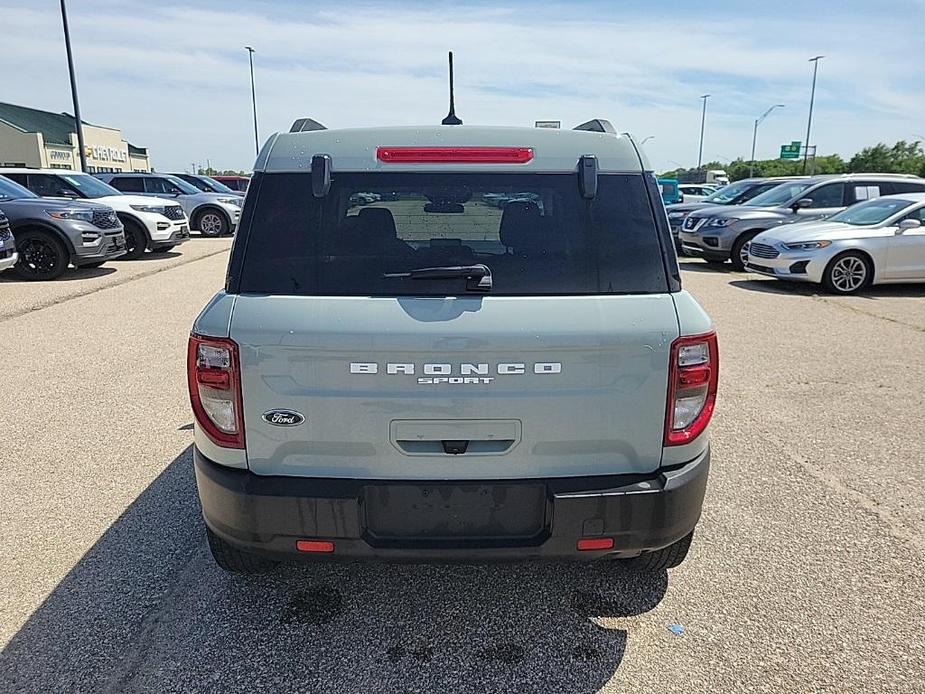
441, 51, 462, 125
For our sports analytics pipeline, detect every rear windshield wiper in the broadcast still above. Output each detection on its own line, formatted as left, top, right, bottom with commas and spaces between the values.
382, 264, 492, 292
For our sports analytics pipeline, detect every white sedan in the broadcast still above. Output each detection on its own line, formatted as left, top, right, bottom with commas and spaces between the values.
744, 192, 925, 294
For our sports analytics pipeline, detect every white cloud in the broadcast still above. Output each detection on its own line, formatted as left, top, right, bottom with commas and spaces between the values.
1, 1, 922, 171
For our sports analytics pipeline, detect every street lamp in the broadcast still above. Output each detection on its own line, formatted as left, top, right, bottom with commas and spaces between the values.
750, 104, 785, 177
803, 56, 824, 174
59, 0, 87, 172
641, 135, 655, 145
697, 95, 710, 169
245, 46, 259, 156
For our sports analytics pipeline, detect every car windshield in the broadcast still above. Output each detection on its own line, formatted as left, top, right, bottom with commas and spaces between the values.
164, 176, 202, 195
201, 176, 237, 195
827, 197, 915, 226
60, 173, 122, 198
238, 172, 670, 296
703, 181, 752, 204
743, 181, 813, 207
0, 176, 38, 200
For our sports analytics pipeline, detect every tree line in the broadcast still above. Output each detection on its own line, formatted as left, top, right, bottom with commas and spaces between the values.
660, 140, 925, 181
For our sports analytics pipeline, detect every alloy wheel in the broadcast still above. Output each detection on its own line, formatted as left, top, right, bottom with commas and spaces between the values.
21, 238, 61, 275
199, 213, 223, 236
830, 256, 867, 293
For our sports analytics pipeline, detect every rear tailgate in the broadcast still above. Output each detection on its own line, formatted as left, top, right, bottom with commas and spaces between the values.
232, 294, 678, 480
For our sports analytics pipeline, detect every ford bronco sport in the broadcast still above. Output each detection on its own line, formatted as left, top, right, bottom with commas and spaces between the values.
189, 119, 717, 573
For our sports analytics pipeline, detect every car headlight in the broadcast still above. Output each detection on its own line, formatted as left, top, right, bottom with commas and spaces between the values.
783, 240, 832, 251
46, 208, 93, 222
130, 204, 167, 214
667, 211, 686, 219
706, 217, 737, 227
217, 197, 242, 207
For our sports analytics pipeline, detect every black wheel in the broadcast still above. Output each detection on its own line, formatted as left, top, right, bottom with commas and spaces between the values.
822, 251, 872, 295
82, 261, 106, 268
194, 208, 229, 237
626, 532, 693, 572
206, 527, 278, 574
13, 229, 69, 281
730, 234, 755, 271
118, 219, 147, 260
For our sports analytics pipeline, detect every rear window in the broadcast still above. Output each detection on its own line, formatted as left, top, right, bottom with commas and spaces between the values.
237, 172, 668, 296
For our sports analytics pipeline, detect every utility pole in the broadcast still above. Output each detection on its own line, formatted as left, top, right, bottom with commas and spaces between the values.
803, 56, 824, 174
245, 47, 259, 156
697, 95, 710, 169
59, 0, 87, 172
750, 104, 785, 177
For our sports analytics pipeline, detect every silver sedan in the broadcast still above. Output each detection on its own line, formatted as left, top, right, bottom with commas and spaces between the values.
745, 192, 925, 294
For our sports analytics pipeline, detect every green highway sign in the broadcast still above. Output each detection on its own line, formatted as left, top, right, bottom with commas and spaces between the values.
780, 141, 802, 159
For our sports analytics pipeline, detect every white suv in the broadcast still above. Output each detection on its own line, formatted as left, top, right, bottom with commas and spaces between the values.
0, 169, 189, 259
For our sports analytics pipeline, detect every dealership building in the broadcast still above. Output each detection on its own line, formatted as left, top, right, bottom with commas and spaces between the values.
0, 101, 151, 173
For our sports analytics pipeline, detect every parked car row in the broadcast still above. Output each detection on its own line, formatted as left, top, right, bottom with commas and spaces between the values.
0, 168, 241, 281
666, 173, 925, 293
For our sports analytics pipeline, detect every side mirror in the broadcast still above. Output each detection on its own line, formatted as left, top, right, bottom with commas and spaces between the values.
792, 198, 813, 211
896, 218, 922, 234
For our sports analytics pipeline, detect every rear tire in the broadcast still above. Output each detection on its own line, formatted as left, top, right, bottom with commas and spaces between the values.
119, 219, 147, 260
13, 229, 69, 281
194, 208, 229, 237
206, 527, 278, 574
626, 532, 693, 571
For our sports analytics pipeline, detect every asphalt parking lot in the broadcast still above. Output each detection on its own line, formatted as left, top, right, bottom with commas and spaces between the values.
1, 246, 923, 693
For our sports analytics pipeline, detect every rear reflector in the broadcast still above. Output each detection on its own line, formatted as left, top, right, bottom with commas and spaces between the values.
376, 146, 534, 164
296, 540, 335, 553
577, 537, 614, 551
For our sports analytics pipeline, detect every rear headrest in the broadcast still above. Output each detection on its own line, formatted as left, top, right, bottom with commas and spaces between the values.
499, 201, 541, 250
358, 207, 398, 241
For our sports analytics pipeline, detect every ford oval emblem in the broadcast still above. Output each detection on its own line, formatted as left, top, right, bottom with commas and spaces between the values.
262, 409, 305, 427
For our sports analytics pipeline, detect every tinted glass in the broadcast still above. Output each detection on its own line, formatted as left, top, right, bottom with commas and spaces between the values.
27, 174, 76, 197
59, 174, 121, 198
163, 176, 201, 195
848, 184, 881, 204
110, 177, 144, 192
202, 176, 237, 194
0, 176, 39, 199
744, 181, 813, 206
805, 182, 845, 208
889, 181, 925, 194
238, 172, 668, 296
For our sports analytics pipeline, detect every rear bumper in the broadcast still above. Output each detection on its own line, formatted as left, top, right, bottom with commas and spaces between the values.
194, 446, 710, 562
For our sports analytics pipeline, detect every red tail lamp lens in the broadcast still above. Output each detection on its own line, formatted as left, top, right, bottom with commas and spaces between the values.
376, 146, 534, 164
577, 537, 615, 551
296, 540, 335, 553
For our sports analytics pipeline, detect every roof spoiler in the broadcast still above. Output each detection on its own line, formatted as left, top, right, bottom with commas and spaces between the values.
290, 118, 327, 133
573, 119, 616, 134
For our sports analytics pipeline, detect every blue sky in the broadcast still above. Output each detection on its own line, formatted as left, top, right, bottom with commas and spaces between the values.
2, 0, 924, 172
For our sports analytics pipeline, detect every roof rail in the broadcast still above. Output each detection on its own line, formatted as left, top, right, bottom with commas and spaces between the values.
573, 119, 616, 134
290, 118, 327, 133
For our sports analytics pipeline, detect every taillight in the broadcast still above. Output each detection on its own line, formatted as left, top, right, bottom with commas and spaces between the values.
376, 146, 534, 164
187, 334, 245, 449
665, 331, 718, 446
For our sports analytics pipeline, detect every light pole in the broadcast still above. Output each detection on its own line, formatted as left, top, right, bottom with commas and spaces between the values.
803, 56, 824, 174
750, 104, 785, 177
641, 135, 655, 145
245, 46, 259, 156
59, 0, 87, 172
697, 95, 710, 169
